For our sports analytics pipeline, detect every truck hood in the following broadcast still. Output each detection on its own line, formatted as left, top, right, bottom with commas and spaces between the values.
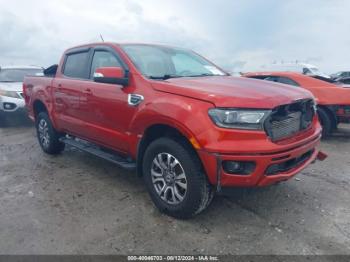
151, 76, 313, 108
0, 82, 22, 92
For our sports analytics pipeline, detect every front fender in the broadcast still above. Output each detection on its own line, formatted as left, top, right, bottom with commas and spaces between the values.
128, 93, 215, 157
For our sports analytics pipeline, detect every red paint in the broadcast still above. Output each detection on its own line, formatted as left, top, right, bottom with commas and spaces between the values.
23, 43, 323, 187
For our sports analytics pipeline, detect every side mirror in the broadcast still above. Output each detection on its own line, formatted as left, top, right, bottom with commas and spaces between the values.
93, 67, 129, 86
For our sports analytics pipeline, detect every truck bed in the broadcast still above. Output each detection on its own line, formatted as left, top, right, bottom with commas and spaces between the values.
23, 75, 55, 119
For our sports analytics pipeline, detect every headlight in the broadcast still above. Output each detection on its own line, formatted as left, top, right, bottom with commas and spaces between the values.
0, 89, 21, 98
208, 108, 271, 130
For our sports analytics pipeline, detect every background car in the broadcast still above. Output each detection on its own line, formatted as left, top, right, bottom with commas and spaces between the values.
332, 76, 350, 86
0, 65, 43, 126
330, 71, 350, 80
243, 71, 350, 137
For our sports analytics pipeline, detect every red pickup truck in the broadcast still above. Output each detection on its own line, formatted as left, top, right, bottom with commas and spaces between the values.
23, 43, 325, 218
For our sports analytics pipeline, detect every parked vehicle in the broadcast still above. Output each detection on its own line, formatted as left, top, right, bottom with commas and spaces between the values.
333, 76, 350, 85
243, 72, 350, 136
23, 43, 325, 218
261, 63, 330, 79
0, 65, 43, 125
330, 71, 350, 80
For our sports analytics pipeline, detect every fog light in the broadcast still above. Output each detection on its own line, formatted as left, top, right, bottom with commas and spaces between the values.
3, 102, 16, 110
222, 161, 256, 175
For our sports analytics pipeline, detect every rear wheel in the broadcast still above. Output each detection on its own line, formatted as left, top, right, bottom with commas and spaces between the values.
317, 107, 333, 138
142, 137, 214, 219
36, 112, 65, 154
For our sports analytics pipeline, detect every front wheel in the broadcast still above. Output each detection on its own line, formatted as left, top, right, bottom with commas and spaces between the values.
142, 137, 214, 219
36, 112, 65, 154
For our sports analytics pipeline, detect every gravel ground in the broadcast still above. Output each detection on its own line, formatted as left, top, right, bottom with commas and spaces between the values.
0, 121, 349, 255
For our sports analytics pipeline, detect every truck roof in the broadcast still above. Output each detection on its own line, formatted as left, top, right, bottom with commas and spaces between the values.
64, 42, 190, 52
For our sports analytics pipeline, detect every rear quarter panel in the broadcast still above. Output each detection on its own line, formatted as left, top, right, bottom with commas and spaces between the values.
23, 76, 55, 123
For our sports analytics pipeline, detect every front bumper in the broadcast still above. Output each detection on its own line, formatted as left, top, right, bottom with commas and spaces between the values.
198, 128, 323, 188
0, 95, 25, 113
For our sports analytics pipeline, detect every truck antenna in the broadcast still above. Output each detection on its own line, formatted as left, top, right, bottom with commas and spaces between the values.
100, 34, 104, 42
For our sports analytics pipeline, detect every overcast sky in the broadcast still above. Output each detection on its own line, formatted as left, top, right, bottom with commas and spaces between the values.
0, 0, 349, 73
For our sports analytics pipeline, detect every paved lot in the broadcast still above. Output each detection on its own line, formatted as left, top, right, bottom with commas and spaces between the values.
0, 121, 349, 255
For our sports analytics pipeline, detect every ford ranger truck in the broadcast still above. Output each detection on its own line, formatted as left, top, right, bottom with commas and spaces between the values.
23, 43, 326, 218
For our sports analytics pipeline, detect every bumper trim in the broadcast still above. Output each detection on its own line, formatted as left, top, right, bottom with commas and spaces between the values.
215, 154, 222, 192
198, 132, 321, 187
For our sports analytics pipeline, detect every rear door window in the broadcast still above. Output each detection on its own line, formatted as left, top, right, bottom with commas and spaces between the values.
63, 51, 89, 79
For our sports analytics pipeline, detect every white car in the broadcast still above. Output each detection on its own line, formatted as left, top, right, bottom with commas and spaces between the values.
0, 66, 43, 125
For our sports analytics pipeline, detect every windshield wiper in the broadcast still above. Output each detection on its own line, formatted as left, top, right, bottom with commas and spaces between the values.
149, 74, 183, 80
187, 73, 224, 77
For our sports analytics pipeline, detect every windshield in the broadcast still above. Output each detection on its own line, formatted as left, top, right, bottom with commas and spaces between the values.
0, 68, 43, 82
121, 44, 226, 79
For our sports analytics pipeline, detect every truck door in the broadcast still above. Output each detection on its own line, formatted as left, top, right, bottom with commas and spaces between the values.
78, 48, 138, 153
52, 48, 92, 138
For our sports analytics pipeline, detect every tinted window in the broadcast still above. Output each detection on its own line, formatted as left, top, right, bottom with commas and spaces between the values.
277, 77, 300, 86
264, 76, 280, 82
0, 68, 43, 82
90, 51, 121, 77
63, 52, 89, 79
247, 76, 267, 80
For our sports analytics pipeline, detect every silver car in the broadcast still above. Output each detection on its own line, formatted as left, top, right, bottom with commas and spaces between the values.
0, 66, 43, 125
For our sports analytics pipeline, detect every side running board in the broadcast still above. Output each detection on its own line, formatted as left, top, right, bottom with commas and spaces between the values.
59, 136, 136, 170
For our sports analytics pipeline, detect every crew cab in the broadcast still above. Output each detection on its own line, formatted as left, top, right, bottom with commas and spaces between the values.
23, 43, 325, 218
243, 72, 350, 137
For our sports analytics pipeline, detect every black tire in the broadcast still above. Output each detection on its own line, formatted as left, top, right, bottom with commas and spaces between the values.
36, 112, 65, 154
142, 137, 214, 219
317, 107, 333, 138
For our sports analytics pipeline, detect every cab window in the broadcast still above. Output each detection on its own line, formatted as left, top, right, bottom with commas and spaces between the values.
90, 51, 121, 78
63, 51, 89, 79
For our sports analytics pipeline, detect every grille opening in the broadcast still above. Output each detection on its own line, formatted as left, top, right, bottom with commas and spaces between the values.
264, 99, 315, 141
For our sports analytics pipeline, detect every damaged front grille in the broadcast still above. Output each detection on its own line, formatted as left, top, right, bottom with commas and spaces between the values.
264, 99, 315, 141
